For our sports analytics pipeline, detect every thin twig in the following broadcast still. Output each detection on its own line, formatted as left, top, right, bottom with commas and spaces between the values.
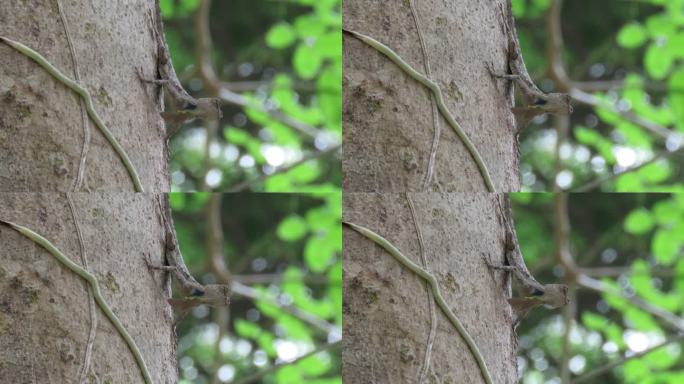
571, 333, 684, 384
57, 1, 98, 380
406, 194, 437, 384
231, 281, 339, 335
195, 0, 218, 191
577, 274, 684, 333
201, 195, 339, 335
552, 192, 575, 384
570, 88, 679, 140
232, 340, 341, 384
572, 146, 684, 192
205, 192, 230, 384
58, 0, 91, 192
232, 273, 333, 285
191, 2, 324, 141
66, 194, 97, 384
227, 144, 341, 192
408, 0, 441, 191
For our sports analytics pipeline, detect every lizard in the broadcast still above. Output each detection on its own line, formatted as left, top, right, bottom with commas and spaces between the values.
137, 1, 222, 138
487, 197, 569, 324
487, 1, 572, 131
145, 195, 230, 321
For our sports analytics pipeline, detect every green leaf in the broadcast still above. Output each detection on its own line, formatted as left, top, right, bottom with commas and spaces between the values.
318, 63, 342, 131
294, 14, 326, 38
574, 126, 616, 163
617, 22, 648, 48
530, 0, 551, 13
616, 173, 643, 192
582, 312, 610, 330
160, 0, 174, 18
645, 14, 677, 37
297, 349, 331, 376
625, 306, 659, 330
511, 0, 526, 17
651, 228, 681, 264
257, 333, 277, 357
643, 345, 680, 370
235, 319, 261, 338
644, 43, 674, 79
616, 122, 652, 149
306, 206, 337, 229
277, 215, 309, 241
652, 200, 681, 225
638, 161, 671, 184
278, 314, 313, 342
169, 193, 186, 210
276, 365, 303, 383
289, 162, 321, 183
624, 359, 650, 382
224, 127, 252, 145
305, 235, 335, 272
314, 32, 342, 59
266, 22, 297, 49
669, 67, 684, 124
293, 43, 323, 79
624, 208, 655, 234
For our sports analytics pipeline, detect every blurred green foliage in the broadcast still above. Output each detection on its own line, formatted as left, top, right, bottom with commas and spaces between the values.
514, 0, 684, 191
163, 0, 341, 192
511, 193, 684, 383
171, 193, 341, 383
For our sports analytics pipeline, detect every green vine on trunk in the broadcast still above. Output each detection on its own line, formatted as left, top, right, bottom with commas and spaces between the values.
0, 219, 152, 384
343, 221, 493, 384
0, 36, 144, 192
343, 29, 495, 192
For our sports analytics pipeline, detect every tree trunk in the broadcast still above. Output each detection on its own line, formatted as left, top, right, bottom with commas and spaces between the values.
343, 0, 518, 192
0, 1, 168, 192
0, 193, 176, 383
342, 193, 518, 383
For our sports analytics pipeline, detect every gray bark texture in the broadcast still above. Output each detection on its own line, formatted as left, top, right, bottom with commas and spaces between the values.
0, 0, 168, 192
0, 193, 176, 383
343, 0, 519, 192
342, 193, 518, 383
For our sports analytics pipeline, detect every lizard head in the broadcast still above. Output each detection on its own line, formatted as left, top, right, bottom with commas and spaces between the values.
541, 284, 569, 308
545, 93, 573, 115
202, 284, 231, 306
195, 98, 223, 119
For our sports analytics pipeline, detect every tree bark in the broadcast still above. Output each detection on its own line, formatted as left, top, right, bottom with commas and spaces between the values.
342, 193, 518, 383
0, 1, 168, 192
343, 0, 519, 192
0, 193, 176, 383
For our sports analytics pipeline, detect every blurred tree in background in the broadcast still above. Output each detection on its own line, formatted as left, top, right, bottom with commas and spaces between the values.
171, 193, 341, 383
162, 0, 341, 192
512, 193, 684, 383
514, 0, 684, 191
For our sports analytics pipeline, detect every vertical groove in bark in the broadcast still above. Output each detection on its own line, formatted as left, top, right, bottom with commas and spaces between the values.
342, 193, 517, 383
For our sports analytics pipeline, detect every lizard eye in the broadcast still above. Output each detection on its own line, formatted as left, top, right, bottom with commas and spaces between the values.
183, 103, 198, 111
534, 98, 547, 106
531, 288, 544, 296
191, 288, 205, 296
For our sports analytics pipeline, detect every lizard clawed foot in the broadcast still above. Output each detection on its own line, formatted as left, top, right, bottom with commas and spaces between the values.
144, 253, 177, 272
136, 66, 170, 85
484, 258, 516, 272
485, 61, 520, 80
